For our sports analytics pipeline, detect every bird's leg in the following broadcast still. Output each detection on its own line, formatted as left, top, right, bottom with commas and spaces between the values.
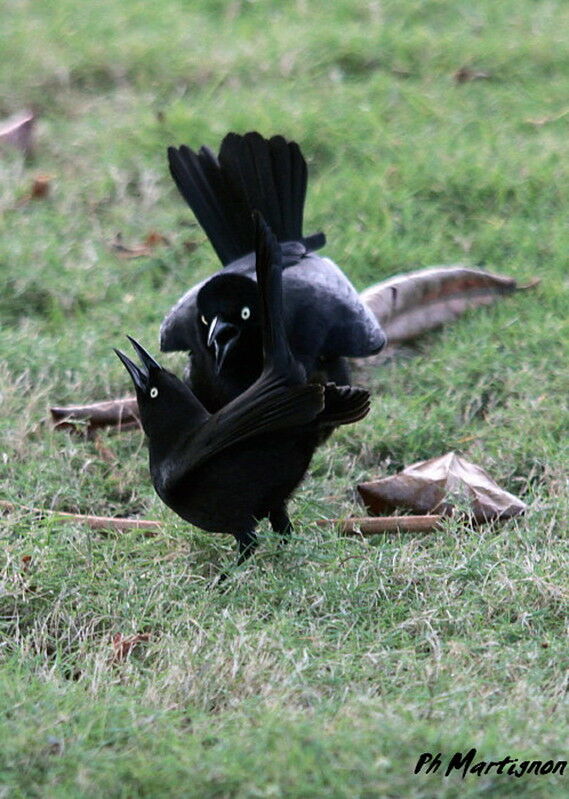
268, 504, 293, 548
235, 529, 259, 565
215, 530, 258, 586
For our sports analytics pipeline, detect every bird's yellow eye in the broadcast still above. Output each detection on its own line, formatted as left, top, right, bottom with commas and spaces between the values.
200, 315, 207, 325
241, 306, 251, 320
150, 387, 158, 398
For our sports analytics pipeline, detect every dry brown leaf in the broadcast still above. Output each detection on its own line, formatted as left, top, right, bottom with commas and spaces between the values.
358, 452, 527, 523
111, 632, 151, 663
0, 111, 34, 157
358, 266, 538, 362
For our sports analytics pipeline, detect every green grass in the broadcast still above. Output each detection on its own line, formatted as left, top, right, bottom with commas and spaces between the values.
1, 0, 568, 796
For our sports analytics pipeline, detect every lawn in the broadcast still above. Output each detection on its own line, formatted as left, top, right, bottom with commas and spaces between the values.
1, 0, 568, 796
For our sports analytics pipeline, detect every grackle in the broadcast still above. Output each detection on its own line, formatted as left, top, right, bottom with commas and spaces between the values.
116, 214, 370, 567
160, 131, 386, 412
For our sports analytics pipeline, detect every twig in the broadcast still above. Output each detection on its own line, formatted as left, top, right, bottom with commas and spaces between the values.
0, 500, 160, 533
317, 515, 443, 534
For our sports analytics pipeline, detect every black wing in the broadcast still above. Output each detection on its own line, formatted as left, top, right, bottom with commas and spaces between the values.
177, 373, 323, 472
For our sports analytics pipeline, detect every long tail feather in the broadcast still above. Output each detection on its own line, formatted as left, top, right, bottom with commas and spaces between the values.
168, 132, 325, 265
253, 212, 291, 374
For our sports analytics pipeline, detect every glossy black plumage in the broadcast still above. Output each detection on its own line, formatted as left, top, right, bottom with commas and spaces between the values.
161, 131, 386, 413
116, 215, 370, 567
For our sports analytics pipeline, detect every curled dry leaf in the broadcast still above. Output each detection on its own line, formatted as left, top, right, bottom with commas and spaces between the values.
0, 111, 34, 157
358, 451, 527, 524
111, 632, 151, 663
356, 265, 538, 366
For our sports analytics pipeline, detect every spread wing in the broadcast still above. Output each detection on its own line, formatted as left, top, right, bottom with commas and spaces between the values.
173, 372, 322, 474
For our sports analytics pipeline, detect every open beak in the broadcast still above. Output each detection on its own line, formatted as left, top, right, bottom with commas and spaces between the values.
207, 316, 240, 373
126, 336, 162, 371
114, 336, 162, 391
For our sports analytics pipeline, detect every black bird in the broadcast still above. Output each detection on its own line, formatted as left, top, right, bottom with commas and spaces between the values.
116, 214, 370, 566
161, 131, 386, 412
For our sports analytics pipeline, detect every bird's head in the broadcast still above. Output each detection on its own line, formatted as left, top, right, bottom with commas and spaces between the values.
114, 337, 196, 438
196, 274, 261, 373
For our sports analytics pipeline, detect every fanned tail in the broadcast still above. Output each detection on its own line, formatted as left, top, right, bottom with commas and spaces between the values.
168, 131, 325, 266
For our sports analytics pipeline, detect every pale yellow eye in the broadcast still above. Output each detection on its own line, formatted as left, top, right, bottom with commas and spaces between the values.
241, 306, 251, 320
150, 387, 158, 398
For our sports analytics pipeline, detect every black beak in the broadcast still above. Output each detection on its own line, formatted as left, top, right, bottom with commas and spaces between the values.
206, 316, 240, 373
114, 337, 162, 391
126, 335, 162, 371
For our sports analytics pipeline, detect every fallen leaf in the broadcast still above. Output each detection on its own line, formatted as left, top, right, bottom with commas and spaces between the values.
0, 111, 34, 157
111, 632, 151, 662
454, 66, 491, 84
357, 266, 539, 363
358, 452, 527, 523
